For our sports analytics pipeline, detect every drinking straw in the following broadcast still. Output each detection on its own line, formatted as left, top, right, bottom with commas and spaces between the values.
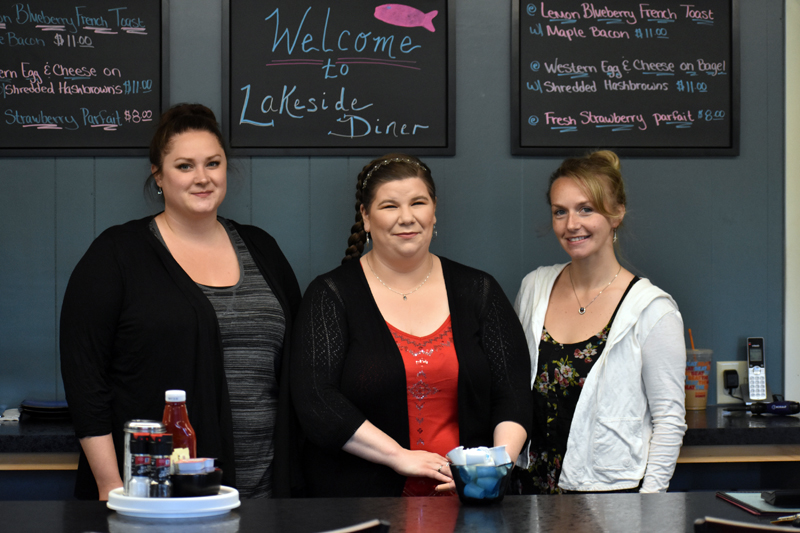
688, 329, 696, 350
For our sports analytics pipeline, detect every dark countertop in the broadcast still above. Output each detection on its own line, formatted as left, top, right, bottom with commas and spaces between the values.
684, 404, 800, 446
2, 405, 799, 454
0, 417, 79, 453
0, 492, 781, 533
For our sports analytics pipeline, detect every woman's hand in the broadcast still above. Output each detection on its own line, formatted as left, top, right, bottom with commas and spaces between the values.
385, 448, 453, 486
96, 479, 125, 501
343, 421, 453, 485
435, 463, 456, 492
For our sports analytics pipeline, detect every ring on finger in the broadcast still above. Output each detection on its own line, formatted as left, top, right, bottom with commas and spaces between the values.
437, 464, 445, 474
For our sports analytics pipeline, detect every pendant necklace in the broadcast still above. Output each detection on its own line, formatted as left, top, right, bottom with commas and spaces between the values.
569, 263, 622, 315
366, 254, 433, 301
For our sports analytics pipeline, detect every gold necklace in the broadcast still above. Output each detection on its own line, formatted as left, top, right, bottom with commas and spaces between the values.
568, 263, 622, 315
366, 255, 433, 301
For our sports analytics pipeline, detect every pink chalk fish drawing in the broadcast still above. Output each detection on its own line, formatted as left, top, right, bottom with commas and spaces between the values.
374, 4, 438, 32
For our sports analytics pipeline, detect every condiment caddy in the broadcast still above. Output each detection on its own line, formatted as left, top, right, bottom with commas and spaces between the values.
111, 390, 239, 518
107, 486, 240, 519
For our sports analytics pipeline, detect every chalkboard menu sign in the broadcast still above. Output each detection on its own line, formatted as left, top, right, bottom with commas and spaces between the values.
512, 0, 739, 156
223, 0, 455, 156
0, 1, 167, 156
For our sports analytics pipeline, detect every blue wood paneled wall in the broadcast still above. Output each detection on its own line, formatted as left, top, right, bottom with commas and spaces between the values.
0, 0, 785, 409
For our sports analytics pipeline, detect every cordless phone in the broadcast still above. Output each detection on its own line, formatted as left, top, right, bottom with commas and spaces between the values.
747, 337, 767, 401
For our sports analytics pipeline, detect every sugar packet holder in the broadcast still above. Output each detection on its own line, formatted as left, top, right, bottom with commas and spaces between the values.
447, 445, 511, 466
446, 445, 513, 501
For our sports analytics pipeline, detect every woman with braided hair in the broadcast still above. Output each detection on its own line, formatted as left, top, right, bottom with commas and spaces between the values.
291, 153, 532, 497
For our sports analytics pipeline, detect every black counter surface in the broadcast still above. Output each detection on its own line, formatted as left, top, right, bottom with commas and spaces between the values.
2, 404, 799, 453
684, 405, 800, 446
0, 417, 79, 453
1, 492, 782, 533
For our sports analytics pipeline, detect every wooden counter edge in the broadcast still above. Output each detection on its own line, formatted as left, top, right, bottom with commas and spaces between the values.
0, 452, 79, 470
678, 444, 800, 463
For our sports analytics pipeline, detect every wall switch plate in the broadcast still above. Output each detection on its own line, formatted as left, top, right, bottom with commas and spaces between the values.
716, 361, 748, 404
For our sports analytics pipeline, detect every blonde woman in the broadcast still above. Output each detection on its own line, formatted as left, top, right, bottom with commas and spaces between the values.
514, 150, 686, 494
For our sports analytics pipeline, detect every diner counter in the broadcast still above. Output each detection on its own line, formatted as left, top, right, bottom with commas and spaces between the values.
672, 405, 800, 491
2, 492, 783, 532
2, 405, 799, 471
2, 406, 799, 493
0, 419, 78, 454
0, 418, 79, 473
3, 404, 798, 455
684, 405, 800, 446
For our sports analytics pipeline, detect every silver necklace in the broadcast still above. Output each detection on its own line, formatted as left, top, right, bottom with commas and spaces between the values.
366, 255, 433, 301
568, 264, 622, 315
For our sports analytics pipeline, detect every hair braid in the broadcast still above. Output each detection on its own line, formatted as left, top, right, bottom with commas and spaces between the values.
342, 166, 370, 263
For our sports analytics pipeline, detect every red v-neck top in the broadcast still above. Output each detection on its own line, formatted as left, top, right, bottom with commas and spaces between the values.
387, 317, 459, 497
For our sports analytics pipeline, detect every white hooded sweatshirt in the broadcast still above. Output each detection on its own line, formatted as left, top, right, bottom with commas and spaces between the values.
515, 264, 687, 493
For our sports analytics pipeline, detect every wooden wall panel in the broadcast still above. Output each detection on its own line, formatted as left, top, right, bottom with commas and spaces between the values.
0, 160, 57, 406
0, 0, 786, 411
251, 158, 311, 287
54, 159, 95, 399
308, 158, 352, 279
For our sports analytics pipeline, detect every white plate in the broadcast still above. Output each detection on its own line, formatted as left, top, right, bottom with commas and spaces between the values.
107, 486, 240, 518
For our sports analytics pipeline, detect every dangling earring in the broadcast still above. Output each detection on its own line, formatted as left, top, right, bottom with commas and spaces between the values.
366, 232, 370, 246
613, 228, 617, 243
157, 187, 163, 196
433, 224, 438, 239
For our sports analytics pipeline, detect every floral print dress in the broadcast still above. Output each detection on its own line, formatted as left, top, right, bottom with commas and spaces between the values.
514, 277, 639, 495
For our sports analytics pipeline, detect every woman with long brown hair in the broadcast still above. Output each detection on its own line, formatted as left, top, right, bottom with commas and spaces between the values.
61, 104, 301, 500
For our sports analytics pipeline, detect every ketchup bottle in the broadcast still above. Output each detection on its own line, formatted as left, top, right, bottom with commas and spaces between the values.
162, 390, 197, 459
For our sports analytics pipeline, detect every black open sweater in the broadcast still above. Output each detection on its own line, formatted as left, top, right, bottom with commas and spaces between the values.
291, 257, 532, 497
60, 216, 302, 499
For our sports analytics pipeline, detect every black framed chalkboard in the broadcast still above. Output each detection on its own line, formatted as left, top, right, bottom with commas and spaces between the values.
0, 1, 168, 157
223, 0, 455, 156
511, 0, 739, 156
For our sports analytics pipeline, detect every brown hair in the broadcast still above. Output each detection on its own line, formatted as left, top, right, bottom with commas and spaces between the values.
342, 153, 435, 263
144, 104, 228, 199
548, 150, 626, 225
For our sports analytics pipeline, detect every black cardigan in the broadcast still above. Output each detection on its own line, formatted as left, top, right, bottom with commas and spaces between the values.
60, 216, 302, 499
291, 257, 532, 497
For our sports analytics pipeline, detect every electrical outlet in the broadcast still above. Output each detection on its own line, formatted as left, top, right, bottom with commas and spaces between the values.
716, 361, 747, 404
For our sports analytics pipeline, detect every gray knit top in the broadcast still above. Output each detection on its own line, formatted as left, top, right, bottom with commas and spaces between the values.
151, 218, 285, 498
